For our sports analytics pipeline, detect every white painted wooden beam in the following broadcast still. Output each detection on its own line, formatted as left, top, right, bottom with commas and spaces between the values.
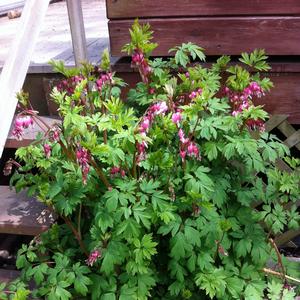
66, 0, 87, 66
0, 0, 51, 158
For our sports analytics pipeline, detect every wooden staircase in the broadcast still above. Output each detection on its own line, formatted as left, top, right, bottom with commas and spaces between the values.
0, 120, 57, 284
0, 0, 88, 284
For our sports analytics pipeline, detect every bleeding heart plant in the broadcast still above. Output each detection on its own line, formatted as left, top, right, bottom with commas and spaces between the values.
2, 20, 300, 300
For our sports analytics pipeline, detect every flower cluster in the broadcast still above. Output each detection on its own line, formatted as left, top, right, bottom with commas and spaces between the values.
170, 109, 201, 162
76, 146, 90, 185
43, 144, 51, 159
132, 49, 151, 83
225, 82, 265, 131
96, 72, 113, 92
225, 81, 264, 113
136, 101, 168, 163
57, 75, 84, 95
12, 115, 34, 140
171, 112, 182, 125
178, 129, 200, 161
189, 88, 202, 100
41, 126, 61, 160
49, 126, 61, 143
86, 249, 101, 267
110, 166, 126, 178
245, 119, 265, 132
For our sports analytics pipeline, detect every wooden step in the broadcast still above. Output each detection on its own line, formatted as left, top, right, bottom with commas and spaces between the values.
5, 116, 59, 148
0, 268, 20, 283
0, 186, 54, 235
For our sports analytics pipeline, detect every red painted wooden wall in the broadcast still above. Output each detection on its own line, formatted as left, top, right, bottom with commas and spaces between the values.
106, 0, 300, 123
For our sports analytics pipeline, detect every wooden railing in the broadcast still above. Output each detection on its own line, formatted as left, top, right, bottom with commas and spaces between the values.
0, 0, 87, 158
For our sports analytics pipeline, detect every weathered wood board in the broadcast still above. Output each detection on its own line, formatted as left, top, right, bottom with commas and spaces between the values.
109, 17, 300, 56
0, 268, 20, 283
106, 0, 300, 18
0, 186, 54, 235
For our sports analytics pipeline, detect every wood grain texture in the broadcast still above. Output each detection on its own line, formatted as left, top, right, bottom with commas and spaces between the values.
0, 269, 20, 283
66, 0, 87, 66
106, 0, 300, 18
258, 73, 300, 124
0, 186, 54, 235
109, 17, 300, 56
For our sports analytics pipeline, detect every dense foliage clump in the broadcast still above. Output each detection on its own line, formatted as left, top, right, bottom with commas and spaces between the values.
2, 20, 300, 299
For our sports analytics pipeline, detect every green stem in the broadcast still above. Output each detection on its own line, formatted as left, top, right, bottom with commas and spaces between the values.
269, 238, 286, 282
191, 113, 201, 138
263, 268, 300, 284
62, 215, 88, 257
78, 203, 82, 240
90, 158, 110, 189
132, 150, 137, 178
101, 97, 108, 144
29, 113, 51, 131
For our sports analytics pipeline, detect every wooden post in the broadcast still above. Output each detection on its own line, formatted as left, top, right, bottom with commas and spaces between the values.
0, 0, 50, 158
66, 0, 87, 66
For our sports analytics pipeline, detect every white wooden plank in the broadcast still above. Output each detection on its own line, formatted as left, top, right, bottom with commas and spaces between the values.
0, 0, 25, 15
0, 0, 108, 71
66, 0, 87, 66
0, 0, 51, 158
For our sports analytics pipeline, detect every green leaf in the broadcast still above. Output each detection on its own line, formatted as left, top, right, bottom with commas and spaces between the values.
187, 253, 197, 272
170, 232, 187, 259
282, 288, 296, 300
101, 293, 116, 300
105, 189, 119, 212
239, 49, 271, 71
267, 280, 283, 300
184, 225, 201, 246
169, 42, 205, 67
204, 142, 218, 161
97, 211, 114, 233
168, 281, 184, 296
55, 285, 72, 300
226, 277, 244, 299
197, 252, 214, 271
12, 289, 30, 300
117, 218, 141, 238
195, 268, 227, 299
48, 182, 62, 199
244, 280, 265, 300
101, 252, 115, 275
235, 238, 252, 258
119, 285, 136, 300
74, 278, 90, 296
132, 205, 151, 229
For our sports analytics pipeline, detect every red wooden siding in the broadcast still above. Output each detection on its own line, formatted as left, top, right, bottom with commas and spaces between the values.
109, 17, 300, 56
260, 73, 300, 124
106, 0, 300, 19
107, 1, 300, 123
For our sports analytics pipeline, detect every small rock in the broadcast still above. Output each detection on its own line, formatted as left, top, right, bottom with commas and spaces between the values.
7, 10, 21, 19
0, 250, 10, 259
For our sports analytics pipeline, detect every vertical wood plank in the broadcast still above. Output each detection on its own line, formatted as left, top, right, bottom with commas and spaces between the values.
66, 0, 87, 66
0, 0, 50, 158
